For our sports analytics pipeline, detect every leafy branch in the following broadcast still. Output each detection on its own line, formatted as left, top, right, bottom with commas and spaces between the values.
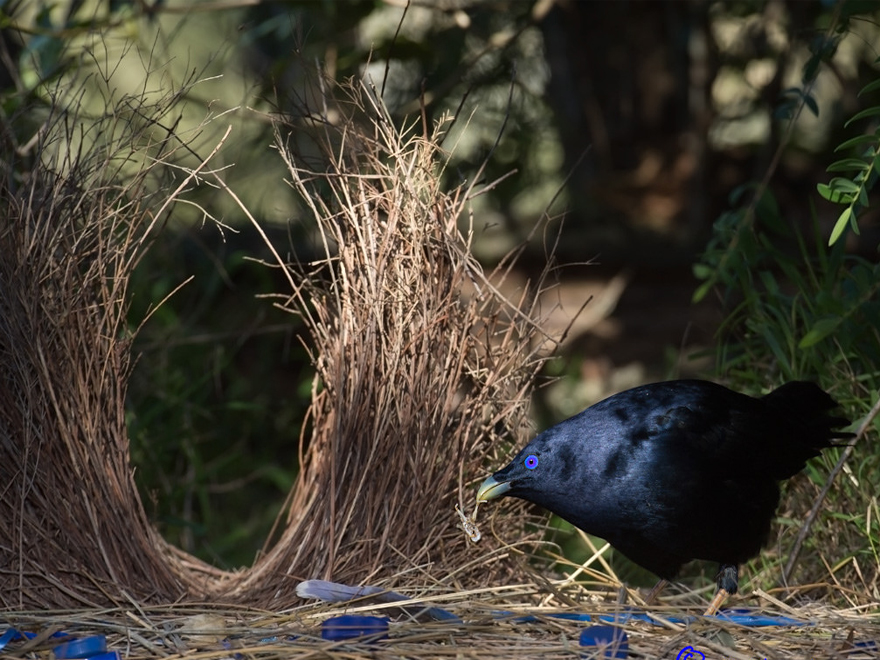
818, 62, 880, 245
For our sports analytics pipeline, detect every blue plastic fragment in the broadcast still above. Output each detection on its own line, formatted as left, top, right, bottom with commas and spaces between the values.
579, 625, 629, 659
418, 606, 462, 623
713, 608, 806, 627
0, 629, 20, 651
500, 606, 805, 628
321, 615, 389, 642
0, 629, 21, 651
594, 606, 806, 628
53, 636, 107, 659
1, 629, 73, 652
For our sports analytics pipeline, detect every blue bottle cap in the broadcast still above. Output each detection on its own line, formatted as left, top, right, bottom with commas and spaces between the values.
53, 636, 107, 659
321, 615, 389, 642
578, 625, 628, 658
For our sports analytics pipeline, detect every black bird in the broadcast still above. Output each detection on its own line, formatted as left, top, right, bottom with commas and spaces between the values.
477, 380, 852, 614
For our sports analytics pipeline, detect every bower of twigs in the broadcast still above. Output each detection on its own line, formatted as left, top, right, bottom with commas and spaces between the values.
0, 65, 551, 609
1, 65, 877, 659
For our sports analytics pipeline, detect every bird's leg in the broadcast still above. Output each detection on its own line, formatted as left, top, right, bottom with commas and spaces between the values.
704, 564, 738, 616
643, 579, 668, 605
704, 588, 729, 616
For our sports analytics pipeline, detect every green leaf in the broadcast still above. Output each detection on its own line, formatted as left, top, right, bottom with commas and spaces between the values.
834, 134, 877, 152
817, 182, 854, 204
759, 270, 779, 295
728, 183, 753, 207
850, 207, 861, 235
828, 177, 860, 193
802, 56, 821, 86
859, 78, 880, 96
755, 189, 780, 222
759, 204, 788, 235
804, 93, 819, 117
829, 207, 852, 245
761, 326, 790, 370
817, 180, 855, 204
774, 102, 796, 120
692, 263, 713, 280
799, 317, 842, 348
693, 279, 714, 303
845, 105, 880, 127
826, 158, 870, 172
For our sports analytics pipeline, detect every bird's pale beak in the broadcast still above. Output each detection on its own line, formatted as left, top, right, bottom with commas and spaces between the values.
477, 475, 511, 502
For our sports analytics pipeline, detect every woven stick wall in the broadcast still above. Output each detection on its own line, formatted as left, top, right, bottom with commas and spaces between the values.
226, 82, 555, 605
0, 72, 559, 609
0, 86, 193, 607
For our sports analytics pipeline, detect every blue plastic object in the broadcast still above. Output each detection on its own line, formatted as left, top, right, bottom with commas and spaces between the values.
853, 640, 878, 652
495, 605, 805, 629
0, 628, 71, 651
594, 606, 807, 628
0, 629, 23, 651
579, 625, 628, 659
713, 608, 805, 627
53, 636, 107, 659
321, 615, 389, 642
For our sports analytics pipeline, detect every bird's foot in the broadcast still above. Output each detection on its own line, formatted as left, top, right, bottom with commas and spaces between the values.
715, 564, 739, 594
704, 564, 738, 615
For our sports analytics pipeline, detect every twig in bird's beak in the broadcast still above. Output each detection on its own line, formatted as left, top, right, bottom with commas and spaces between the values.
456, 502, 482, 543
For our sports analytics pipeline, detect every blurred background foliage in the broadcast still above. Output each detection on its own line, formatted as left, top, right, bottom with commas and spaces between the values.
2, 0, 879, 597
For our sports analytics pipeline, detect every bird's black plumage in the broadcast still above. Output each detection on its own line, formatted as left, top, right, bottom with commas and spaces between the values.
477, 380, 852, 607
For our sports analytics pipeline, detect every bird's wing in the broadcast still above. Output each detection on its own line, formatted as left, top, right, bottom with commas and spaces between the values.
643, 381, 845, 479
638, 400, 756, 465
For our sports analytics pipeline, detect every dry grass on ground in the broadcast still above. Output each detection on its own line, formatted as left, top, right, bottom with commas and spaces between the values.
2, 583, 878, 660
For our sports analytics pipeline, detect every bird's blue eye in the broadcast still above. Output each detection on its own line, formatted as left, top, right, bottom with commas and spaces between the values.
524, 454, 539, 470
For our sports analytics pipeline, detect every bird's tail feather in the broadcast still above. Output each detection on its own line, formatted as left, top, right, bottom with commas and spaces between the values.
759, 381, 853, 479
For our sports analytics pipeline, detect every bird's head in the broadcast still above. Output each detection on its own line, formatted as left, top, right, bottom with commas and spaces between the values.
477, 428, 579, 506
